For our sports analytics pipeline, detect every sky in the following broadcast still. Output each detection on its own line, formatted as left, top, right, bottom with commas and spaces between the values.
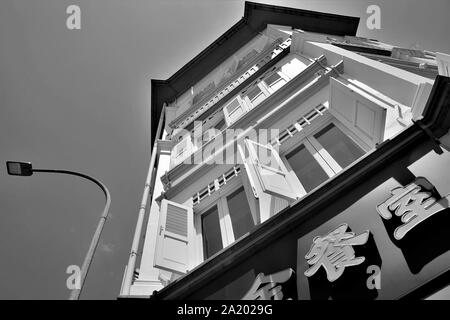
0, 0, 449, 300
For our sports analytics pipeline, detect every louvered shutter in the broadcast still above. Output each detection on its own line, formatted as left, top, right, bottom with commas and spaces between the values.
154, 199, 194, 274
245, 139, 303, 201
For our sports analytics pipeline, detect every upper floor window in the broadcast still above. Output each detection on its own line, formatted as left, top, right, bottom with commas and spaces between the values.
223, 67, 291, 126
263, 70, 289, 93
285, 122, 366, 193
170, 134, 193, 168
200, 186, 256, 259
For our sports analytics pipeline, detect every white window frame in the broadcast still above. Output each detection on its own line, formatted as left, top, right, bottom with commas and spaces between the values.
222, 66, 292, 126
261, 67, 290, 94
193, 178, 255, 263
280, 117, 371, 194
170, 134, 194, 168
241, 81, 270, 110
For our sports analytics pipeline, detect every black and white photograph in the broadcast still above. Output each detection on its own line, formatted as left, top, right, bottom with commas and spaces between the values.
1, 0, 450, 308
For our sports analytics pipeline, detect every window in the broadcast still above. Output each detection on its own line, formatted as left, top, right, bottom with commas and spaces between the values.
223, 96, 248, 126
199, 186, 255, 259
286, 144, 330, 192
201, 205, 223, 259
314, 123, 365, 169
226, 187, 256, 239
171, 135, 193, 168
242, 82, 270, 109
222, 67, 291, 126
263, 70, 289, 93
285, 122, 366, 193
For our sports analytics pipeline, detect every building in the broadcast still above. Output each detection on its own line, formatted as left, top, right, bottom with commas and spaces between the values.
119, 2, 450, 300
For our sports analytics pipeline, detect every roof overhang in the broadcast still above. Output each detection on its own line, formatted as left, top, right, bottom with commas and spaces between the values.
150, 1, 360, 143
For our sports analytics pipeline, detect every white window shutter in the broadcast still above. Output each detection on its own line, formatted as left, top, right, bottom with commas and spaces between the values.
411, 82, 433, 120
171, 135, 193, 167
223, 96, 247, 126
154, 199, 194, 274
329, 77, 387, 148
238, 144, 262, 224
245, 139, 303, 201
436, 52, 450, 76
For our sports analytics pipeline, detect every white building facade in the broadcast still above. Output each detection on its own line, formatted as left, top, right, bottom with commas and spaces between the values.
120, 2, 450, 299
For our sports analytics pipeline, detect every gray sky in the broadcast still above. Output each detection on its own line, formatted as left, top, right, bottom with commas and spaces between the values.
0, 0, 449, 300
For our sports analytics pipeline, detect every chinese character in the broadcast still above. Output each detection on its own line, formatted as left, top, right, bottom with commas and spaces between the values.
304, 224, 370, 282
242, 268, 294, 300
377, 179, 450, 240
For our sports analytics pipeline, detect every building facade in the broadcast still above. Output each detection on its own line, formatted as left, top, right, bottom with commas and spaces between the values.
120, 2, 450, 300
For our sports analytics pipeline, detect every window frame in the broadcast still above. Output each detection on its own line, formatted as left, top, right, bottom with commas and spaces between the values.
261, 67, 290, 94
193, 178, 254, 263
241, 80, 271, 110
222, 65, 292, 126
280, 117, 371, 195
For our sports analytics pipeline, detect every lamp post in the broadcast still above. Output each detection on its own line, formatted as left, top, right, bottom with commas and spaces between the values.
6, 161, 111, 300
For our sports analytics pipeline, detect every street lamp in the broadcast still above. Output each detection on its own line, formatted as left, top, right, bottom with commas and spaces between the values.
6, 161, 111, 300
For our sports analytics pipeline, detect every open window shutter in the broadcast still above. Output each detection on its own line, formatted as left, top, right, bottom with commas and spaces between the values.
245, 139, 303, 201
329, 77, 387, 148
238, 144, 262, 224
154, 199, 193, 274
436, 52, 450, 76
411, 82, 433, 120
223, 96, 247, 126
171, 135, 192, 167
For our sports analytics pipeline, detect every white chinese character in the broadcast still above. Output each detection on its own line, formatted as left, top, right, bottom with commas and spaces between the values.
242, 268, 293, 300
304, 224, 370, 282
377, 179, 450, 240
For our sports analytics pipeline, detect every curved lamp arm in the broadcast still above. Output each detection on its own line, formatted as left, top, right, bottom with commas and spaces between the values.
33, 169, 111, 300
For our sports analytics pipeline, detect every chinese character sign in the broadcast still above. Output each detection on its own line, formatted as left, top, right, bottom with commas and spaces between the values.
377, 179, 450, 240
304, 224, 370, 282
242, 268, 294, 300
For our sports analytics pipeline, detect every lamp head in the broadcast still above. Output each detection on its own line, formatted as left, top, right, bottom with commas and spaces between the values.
6, 161, 33, 176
